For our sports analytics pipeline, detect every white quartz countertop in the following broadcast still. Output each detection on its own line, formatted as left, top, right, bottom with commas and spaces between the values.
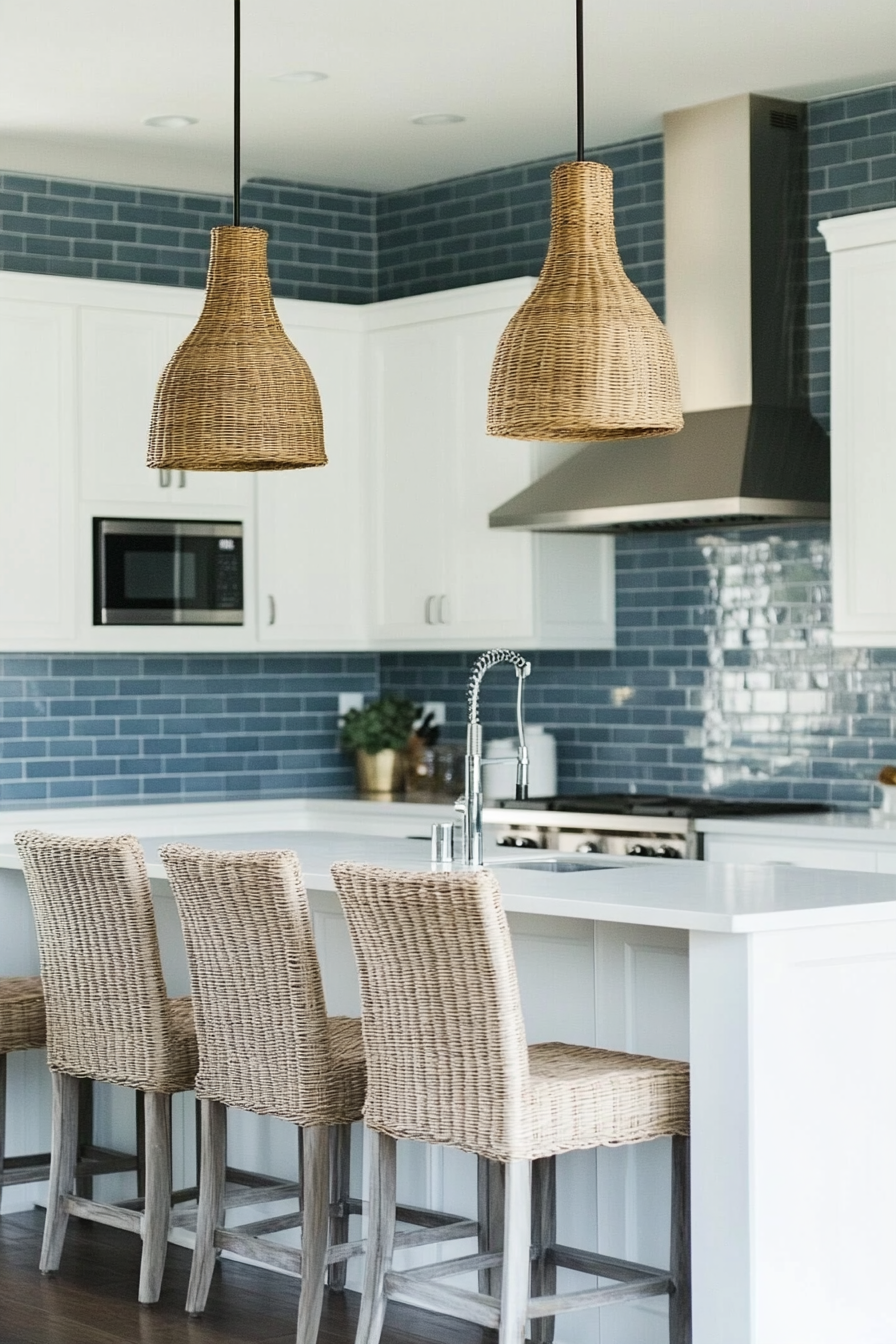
2, 798, 896, 934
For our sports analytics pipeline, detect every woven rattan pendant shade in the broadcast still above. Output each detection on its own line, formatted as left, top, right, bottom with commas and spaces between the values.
487, 161, 682, 442
147, 226, 326, 471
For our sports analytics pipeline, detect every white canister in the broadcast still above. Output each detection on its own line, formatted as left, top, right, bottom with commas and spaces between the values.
484, 726, 557, 801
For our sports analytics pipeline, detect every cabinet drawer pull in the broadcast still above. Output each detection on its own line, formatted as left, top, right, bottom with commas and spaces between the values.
438, 594, 450, 624
425, 595, 437, 624
177, 470, 187, 488
159, 469, 171, 488
268, 595, 276, 626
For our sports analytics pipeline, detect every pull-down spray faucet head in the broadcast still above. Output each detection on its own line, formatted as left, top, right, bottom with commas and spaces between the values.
459, 649, 532, 866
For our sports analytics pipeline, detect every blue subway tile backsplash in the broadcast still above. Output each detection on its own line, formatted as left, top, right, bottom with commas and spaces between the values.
2, 84, 896, 809
0, 655, 377, 806
0, 175, 376, 304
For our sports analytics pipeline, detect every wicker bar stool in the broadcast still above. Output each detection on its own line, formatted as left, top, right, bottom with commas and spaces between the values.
160, 844, 481, 1344
14, 829, 201, 1304
331, 862, 692, 1344
0, 977, 142, 1210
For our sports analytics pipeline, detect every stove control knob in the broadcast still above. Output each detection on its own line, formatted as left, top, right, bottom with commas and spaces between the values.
657, 845, 683, 859
575, 841, 603, 854
628, 844, 657, 857
498, 835, 539, 848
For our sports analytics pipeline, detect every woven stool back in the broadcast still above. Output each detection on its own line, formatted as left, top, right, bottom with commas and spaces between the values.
15, 830, 187, 1092
331, 863, 530, 1159
161, 845, 347, 1126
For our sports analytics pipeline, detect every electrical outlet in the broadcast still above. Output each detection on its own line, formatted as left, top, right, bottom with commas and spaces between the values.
420, 701, 447, 726
337, 693, 365, 718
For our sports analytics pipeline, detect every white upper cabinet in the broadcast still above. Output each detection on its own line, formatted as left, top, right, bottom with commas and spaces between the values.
0, 289, 76, 645
820, 207, 896, 646
0, 271, 615, 652
256, 307, 367, 647
365, 280, 614, 649
79, 288, 251, 510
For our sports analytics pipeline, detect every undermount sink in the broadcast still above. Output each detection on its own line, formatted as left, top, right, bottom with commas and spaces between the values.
489, 858, 618, 874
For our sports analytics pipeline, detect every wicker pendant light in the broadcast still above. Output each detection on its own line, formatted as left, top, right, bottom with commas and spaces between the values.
487, 1, 682, 442
147, 1, 325, 472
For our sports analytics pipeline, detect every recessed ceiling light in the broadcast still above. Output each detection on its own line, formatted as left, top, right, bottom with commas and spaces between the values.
270, 70, 328, 84
143, 114, 198, 130
411, 113, 465, 127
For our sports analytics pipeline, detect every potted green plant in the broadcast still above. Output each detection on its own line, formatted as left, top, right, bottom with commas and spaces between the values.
340, 695, 421, 798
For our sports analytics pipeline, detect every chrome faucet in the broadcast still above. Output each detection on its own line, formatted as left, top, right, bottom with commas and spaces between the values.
456, 649, 531, 867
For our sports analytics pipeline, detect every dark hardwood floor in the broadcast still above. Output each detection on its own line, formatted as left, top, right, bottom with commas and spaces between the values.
0, 1210, 496, 1344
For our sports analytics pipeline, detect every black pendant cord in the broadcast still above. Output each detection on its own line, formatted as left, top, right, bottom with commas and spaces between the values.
576, 0, 585, 161
233, 0, 240, 225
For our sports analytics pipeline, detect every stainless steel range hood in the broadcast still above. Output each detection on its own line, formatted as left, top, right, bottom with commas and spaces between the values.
490, 94, 830, 534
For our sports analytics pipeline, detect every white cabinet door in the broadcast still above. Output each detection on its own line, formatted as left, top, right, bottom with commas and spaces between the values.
0, 299, 76, 643
257, 323, 366, 646
445, 310, 534, 642
821, 209, 896, 646
366, 279, 615, 651
369, 323, 451, 641
79, 305, 251, 509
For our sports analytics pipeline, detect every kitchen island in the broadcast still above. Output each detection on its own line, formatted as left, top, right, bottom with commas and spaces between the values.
1, 800, 895, 1344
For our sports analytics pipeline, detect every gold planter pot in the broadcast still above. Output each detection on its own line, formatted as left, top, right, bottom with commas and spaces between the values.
355, 749, 405, 800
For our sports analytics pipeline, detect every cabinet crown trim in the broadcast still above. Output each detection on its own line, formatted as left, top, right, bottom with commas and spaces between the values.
819, 206, 896, 253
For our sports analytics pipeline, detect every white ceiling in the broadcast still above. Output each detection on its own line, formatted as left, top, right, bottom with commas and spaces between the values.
1, 0, 894, 195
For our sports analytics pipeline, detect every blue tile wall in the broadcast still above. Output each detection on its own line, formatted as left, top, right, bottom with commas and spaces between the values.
2, 83, 896, 810
0, 654, 377, 806
0, 174, 376, 304
376, 136, 665, 314
807, 84, 896, 429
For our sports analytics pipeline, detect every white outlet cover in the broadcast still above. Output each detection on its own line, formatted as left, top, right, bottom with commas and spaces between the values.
420, 701, 447, 726
338, 693, 365, 717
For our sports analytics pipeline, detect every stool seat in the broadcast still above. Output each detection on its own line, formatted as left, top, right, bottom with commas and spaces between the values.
325, 1015, 366, 1112
151, 995, 198, 1092
0, 977, 46, 1054
526, 1042, 689, 1159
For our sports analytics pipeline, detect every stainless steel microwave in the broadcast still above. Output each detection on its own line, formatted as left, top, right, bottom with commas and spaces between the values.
93, 519, 244, 625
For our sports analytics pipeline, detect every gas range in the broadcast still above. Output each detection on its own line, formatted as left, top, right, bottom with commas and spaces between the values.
485, 794, 832, 860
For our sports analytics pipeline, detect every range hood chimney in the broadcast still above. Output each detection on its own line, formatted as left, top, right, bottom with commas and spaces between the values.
489, 94, 830, 533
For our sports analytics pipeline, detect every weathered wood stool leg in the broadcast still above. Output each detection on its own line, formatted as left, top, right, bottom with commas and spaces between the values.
0, 1054, 7, 1206
75, 1077, 93, 1200
500, 1159, 532, 1344
669, 1134, 692, 1344
296, 1125, 330, 1344
327, 1122, 351, 1291
478, 1156, 505, 1297
40, 1071, 79, 1273
138, 1091, 172, 1305
529, 1156, 556, 1344
136, 1090, 146, 1199
186, 1098, 226, 1316
355, 1130, 397, 1344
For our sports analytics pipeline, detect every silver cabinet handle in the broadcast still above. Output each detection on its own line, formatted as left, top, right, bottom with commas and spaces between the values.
177, 470, 187, 488
159, 469, 171, 488
268, 595, 276, 626
438, 594, 450, 624
425, 595, 437, 624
